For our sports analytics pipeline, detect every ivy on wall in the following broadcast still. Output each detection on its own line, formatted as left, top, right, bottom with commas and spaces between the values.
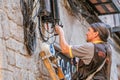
20, 0, 36, 55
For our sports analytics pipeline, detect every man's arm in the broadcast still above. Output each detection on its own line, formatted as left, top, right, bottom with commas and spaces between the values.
55, 25, 72, 57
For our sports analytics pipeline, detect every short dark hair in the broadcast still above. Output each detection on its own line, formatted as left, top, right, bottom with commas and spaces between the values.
90, 22, 110, 42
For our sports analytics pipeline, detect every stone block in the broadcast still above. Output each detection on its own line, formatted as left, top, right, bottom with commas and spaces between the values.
6, 38, 27, 55
21, 69, 29, 80
13, 68, 22, 80
0, 10, 10, 39
29, 71, 36, 80
9, 20, 24, 42
0, 49, 7, 69
6, 49, 16, 66
1, 70, 13, 80
16, 53, 29, 69
16, 53, 37, 71
4, 0, 23, 26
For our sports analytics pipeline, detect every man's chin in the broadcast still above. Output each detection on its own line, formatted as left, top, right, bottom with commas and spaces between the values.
86, 40, 91, 42
86, 40, 90, 42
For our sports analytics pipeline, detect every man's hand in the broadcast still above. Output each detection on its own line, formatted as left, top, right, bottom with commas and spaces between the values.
55, 25, 64, 35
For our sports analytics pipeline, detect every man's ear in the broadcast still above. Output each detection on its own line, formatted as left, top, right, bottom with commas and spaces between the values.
94, 31, 99, 37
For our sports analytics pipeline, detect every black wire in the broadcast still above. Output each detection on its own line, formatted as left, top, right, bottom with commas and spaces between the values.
38, 15, 57, 43
38, 16, 49, 42
42, 23, 55, 34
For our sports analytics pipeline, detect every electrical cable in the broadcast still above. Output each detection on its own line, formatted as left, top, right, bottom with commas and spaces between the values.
38, 15, 57, 44
43, 23, 55, 34
38, 16, 49, 42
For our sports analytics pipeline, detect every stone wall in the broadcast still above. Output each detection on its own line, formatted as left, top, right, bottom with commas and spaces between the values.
0, 0, 120, 80
0, 0, 48, 80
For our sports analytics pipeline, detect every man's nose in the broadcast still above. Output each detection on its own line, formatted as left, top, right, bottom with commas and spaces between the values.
86, 32, 88, 35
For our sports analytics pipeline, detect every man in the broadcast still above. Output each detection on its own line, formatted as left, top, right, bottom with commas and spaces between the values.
55, 22, 112, 80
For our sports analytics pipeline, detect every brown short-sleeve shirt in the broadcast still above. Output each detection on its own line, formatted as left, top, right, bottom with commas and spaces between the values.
71, 42, 94, 65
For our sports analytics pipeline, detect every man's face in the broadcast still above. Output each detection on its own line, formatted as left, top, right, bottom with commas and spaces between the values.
86, 27, 98, 42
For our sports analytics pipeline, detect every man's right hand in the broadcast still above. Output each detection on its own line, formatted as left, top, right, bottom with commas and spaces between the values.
55, 25, 64, 35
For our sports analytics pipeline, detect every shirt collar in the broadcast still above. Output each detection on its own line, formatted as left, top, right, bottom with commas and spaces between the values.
93, 40, 104, 44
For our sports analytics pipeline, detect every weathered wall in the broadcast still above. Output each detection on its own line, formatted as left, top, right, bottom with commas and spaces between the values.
0, 0, 49, 80
0, 0, 120, 80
